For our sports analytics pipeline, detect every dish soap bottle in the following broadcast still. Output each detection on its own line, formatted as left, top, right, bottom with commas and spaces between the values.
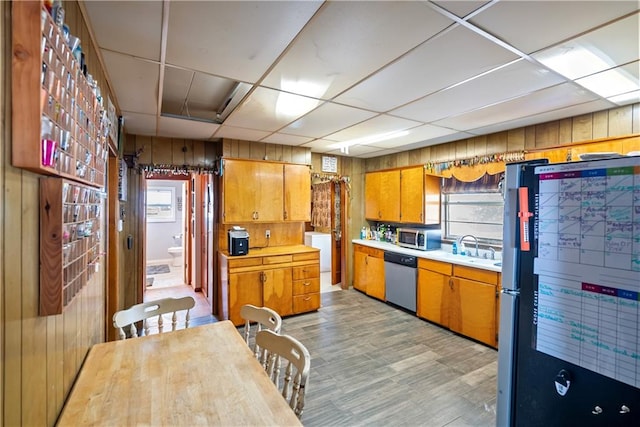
452, 241, 458, 255
360, 226, 367, 240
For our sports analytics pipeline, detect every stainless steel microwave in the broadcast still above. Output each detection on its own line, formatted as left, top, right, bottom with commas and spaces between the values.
397, 228, 441, 251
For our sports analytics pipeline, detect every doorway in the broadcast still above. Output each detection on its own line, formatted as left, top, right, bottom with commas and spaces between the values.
141, 173, 214, 320
310, 177, 349, 292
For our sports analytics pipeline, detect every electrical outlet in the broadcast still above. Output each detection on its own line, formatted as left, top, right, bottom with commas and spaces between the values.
265, 230, 270, 239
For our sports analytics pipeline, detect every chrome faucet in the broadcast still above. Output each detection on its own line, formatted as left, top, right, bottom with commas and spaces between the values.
458, 235, 479, 257
488, 247, 496, 260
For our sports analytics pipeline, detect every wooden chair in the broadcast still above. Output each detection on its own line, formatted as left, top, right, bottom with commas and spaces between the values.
240, 304, 282, 359
255, 329, 311, 418
113, 296, 196, 340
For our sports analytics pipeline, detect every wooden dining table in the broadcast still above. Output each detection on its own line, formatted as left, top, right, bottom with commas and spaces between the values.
57, 320, 302, 426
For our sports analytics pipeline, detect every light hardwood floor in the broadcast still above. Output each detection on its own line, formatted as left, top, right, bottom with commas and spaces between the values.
281, 290, 498, 426
152, 285, 498, 425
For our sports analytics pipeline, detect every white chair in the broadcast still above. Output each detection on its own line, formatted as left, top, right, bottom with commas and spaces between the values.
113, 296, 196, 340
255, 329, 311, 418
240, 304, 282, 359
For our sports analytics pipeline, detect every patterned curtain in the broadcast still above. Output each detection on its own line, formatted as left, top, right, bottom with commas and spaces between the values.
311, 182, 332, 228
442, 172, 504, 194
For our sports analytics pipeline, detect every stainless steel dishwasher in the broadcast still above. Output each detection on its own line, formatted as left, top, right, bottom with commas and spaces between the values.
384, 252, 418, 312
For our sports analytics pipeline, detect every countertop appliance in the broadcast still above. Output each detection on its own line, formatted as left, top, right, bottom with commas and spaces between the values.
228, 226, 249, 256
397, 228, 441, 251
497, 157, 640, 426
384, 251, 417, 312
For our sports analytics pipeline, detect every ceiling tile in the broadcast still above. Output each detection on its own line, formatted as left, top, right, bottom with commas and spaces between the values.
165, 1, 323, 82
280, 102, 377, 138
334, 25, 519, 112
214, 125, 272, 142
366, 124, 460, 149
102, 51, 159, 114
158, 116, 219, 139
324, 115, 423, 143
121, 111, 157, 136
84, 1, 162, 61
470, 1, 639, 54
261, 1, 455, 99
469, 99, 616, 136
223, 87, 321, 132
300, 138, 341, 150
434, 83, 603, 131
391, 59, 567, 123
261, 133, 313, 146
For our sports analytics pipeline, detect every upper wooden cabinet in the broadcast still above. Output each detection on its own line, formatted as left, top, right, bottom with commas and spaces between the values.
284, 164, 311, 222
365, 166, 441, 224
365, 170, 401, 222
221, 159, 310, 224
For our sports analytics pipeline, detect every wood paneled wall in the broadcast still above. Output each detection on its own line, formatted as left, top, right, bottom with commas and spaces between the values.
2, 2, 114, 425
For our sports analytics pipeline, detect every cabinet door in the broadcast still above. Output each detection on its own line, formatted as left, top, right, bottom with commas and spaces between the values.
424, 173, 441, 224
222, 160, 283, 223
417, 268, 450, 327
379, 171, 401, 222
253, 162, 284, 222
284, 164, 310, 221
353, 248, 368, 292
365, 254, 385, 301
365, 172, 382, 220
400, 166, 424, 223
263, 267, 293, 317
228, 271, 264, 325
450, 277, 496, 347
365, 170, 400, 221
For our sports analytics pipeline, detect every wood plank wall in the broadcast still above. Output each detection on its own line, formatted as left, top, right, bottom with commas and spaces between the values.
1, 2, 115, 425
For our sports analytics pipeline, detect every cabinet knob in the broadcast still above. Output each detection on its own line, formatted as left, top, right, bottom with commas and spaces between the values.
303, 282, 310, 286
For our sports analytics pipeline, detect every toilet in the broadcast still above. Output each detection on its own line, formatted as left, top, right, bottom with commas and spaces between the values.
168, 246, 183, 267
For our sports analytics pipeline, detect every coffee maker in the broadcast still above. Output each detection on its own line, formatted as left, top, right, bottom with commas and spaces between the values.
228, 226, 249, 256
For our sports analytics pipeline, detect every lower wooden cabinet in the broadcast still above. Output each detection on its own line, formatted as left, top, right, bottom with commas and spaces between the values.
292, 253, 321, 314
220, 247, 319, 325
418, 259, 499, 347
353, 244, 385, 301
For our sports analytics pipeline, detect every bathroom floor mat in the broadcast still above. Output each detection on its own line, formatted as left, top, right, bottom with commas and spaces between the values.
146, 264, 171, 275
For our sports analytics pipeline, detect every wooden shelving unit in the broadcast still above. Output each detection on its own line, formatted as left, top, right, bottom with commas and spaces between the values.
40, 178, 103, 316
12, 1, 107, 187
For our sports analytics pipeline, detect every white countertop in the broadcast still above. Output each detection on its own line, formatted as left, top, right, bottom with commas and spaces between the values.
353, 239, 502, 273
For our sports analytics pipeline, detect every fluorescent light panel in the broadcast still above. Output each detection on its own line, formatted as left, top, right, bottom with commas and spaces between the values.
536, 46, 639, 105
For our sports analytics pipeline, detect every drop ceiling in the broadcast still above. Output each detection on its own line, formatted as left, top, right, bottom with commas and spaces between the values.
82, 1, 640, 159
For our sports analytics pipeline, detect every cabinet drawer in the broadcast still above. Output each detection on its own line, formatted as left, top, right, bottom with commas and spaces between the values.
453, 265, 498, 285
355, 244, 384, 258
228, 257, 262, 268
292, 264, 319, 280
418, 258, 452, 275
262, 255, 293, 265
293, 252, 319, 262
293, 278, 320, 295
293, 293, 320, 313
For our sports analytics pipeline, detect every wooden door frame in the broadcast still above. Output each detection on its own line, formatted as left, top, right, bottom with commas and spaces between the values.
339, 180, 348, 290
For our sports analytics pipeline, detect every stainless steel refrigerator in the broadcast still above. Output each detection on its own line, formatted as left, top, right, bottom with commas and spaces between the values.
496, 156, 640, 426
